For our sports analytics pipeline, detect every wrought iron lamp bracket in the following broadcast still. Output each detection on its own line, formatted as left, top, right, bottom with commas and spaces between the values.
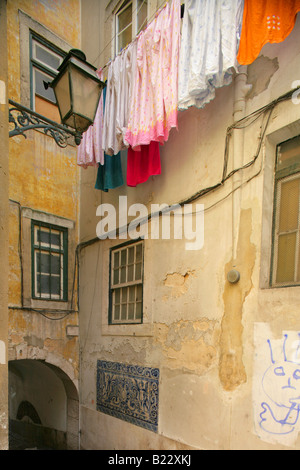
9, 99, 82, 148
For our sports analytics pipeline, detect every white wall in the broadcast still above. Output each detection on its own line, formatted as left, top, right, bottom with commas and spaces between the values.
79, 5, 300, 450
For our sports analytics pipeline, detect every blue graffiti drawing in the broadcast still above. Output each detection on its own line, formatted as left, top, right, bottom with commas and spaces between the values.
259, 333, 300, 436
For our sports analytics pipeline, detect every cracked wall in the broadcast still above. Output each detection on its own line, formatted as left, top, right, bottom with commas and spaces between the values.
163, 271, 195, 298
0, 0, 9, 449
7, 2, 81, 449
79, 8, 300, 450
246, 56, 279, 99
219, 209, 256, 391
154, 320, 217, 374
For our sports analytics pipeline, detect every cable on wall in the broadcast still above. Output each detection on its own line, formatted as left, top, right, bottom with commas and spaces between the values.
71, 85, 300, 313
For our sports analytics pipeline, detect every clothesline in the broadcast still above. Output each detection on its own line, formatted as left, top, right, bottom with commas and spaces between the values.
93, 0, 170, 72
78, 0, 300, 193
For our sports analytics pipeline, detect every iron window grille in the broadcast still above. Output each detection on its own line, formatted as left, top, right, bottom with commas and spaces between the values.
31, 220, 68, 301
109, 240, 144, 324
271, 134, 300, 287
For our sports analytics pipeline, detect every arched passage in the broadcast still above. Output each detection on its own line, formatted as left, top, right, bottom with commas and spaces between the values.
9, 359, 79, 450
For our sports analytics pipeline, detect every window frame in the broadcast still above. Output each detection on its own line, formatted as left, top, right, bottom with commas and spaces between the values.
115, 0, 148, 55
29, 32, 66, 112
270, 136, 300, 288
31, 220, 68, 302
19, 10, 72, 111
108, 239, 144, 325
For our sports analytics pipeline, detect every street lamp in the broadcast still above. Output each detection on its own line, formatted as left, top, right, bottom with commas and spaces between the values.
49, 49, 105, 141
9, 49, 105, 147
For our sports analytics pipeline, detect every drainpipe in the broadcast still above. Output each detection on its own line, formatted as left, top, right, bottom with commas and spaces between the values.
231, 65, 252, 259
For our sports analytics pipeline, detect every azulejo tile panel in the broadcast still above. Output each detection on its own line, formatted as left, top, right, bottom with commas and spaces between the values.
97, 360, 159, 432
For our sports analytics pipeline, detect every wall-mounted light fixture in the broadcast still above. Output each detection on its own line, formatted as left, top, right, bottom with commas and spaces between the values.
9, 49, 105, 148
227, 269, 240, 284
49, 49, 105, 137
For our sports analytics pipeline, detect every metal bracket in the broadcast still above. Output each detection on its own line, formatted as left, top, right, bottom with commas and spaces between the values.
9, 99, 82, 148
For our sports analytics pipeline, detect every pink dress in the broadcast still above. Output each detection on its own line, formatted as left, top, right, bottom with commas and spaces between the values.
77, 69, 104, 167
124, 0, 181, 150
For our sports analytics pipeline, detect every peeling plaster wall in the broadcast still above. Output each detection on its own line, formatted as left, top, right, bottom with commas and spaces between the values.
79, 5, 300, 450
0, 0, 9, 450
8, 0, 81, 366
7, 0, 81, 448
219, 208, 255, 391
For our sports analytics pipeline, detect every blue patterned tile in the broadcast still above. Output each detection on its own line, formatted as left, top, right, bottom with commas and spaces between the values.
96, 360, 159, 432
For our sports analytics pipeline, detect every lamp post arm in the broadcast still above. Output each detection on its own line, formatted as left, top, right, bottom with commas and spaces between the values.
9, 99, 82, 148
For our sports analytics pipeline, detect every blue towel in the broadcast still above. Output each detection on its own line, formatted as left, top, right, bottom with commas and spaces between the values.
95, 86, 124, 192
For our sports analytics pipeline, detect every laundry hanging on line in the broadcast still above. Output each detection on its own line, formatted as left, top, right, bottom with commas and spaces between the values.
124, 0, 181, 150
127, 141, 161, 187
77, 70, 105, 167
178, 0, 244, 110
102, 40, 137, 156
77, 0, 300, 190
237, 0, 300, 65
94, 85, 124, 192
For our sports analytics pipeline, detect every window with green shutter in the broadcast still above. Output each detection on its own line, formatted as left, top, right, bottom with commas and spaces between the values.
109, 240, 144, 324
31, 221, 68, 301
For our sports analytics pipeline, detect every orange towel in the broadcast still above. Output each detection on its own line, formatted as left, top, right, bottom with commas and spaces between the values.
237, 0, 300, 65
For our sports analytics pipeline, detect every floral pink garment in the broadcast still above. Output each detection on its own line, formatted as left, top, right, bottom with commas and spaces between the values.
77, 69, 104, 167
124, 0, 180, 150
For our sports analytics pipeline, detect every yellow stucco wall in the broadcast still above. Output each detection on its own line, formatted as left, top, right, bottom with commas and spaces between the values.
8, 0, 81, 385
0, 0, 9, 450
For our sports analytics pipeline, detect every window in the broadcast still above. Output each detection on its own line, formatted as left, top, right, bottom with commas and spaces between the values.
30, 33, 65, 121
109, 240, 144, 324
115, 0, 148, 54
271, 135, 300, 287
31, 221, 68, 301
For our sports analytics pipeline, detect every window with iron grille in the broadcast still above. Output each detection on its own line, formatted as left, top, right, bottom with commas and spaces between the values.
271, 134, 300, 287
31, 221, 68, 301
109, 240, 143, 324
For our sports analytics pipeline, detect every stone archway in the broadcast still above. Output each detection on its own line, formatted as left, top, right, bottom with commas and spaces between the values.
9, 359, 79, 450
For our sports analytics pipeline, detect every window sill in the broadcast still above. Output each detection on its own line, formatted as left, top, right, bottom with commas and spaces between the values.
101, 323, 153, 337
23, 298, 71, 311
261, 283, 300, 289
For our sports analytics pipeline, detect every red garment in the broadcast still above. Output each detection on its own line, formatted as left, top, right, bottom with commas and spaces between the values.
237, 0, 300, 65
127, 141, 161, 187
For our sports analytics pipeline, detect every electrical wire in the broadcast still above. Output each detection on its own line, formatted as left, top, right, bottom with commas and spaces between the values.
8, 305, 76, 320
72, 85, 299, 248
10, 86, 299, 316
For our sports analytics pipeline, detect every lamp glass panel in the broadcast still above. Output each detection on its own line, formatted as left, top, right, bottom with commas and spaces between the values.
53, 69, 71, 121
70, 66, 101, 125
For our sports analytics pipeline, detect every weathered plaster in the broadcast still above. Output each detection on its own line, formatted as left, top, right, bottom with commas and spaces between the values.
7, 0, 81, 449
219, 209, 256, 391
154, 320, 217, 374
78, 5, 300, 452
246, 55, 279, 99
163, 271, 195, 298
0, 0, 9, 449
